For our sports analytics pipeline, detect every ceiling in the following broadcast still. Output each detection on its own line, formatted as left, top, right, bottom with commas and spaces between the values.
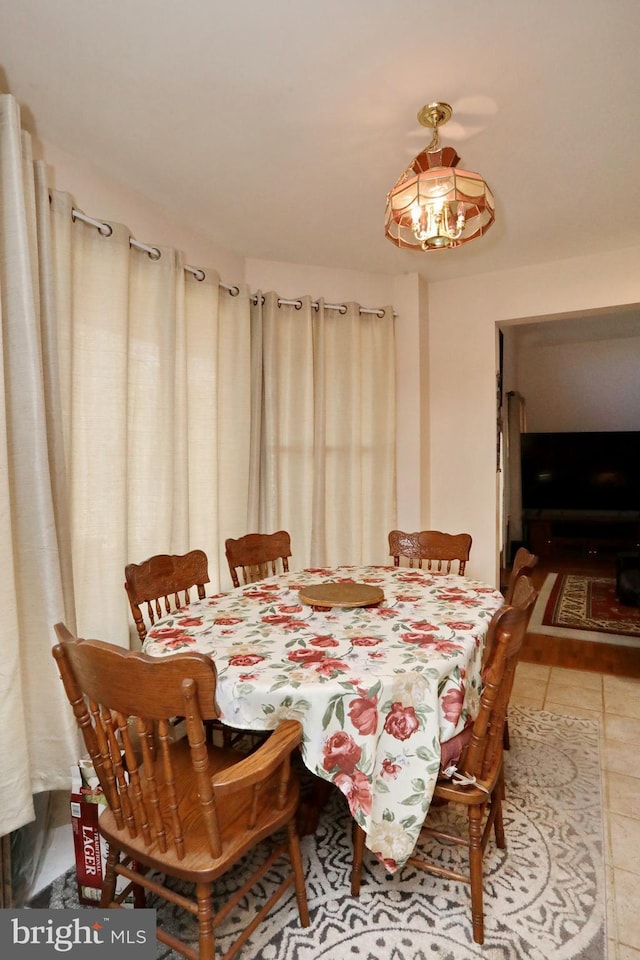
1, 0, 640, 288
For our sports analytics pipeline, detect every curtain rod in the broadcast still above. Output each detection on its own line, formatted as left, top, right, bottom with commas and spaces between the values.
250, 295, 390, 318
69, 206, 394, 317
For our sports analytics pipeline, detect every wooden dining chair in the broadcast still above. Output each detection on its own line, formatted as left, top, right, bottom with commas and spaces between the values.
52, 623, 309, 960
225, 531, 292, 589
124, 549, 210, 643
503, 546, 538, 603
350, 595, 535, 945
501, 573, 537, 750
388, 529, 472, 574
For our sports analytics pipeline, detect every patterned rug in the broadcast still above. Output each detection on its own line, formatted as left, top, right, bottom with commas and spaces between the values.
30, 707, 605, 960
529, 573, 640, 647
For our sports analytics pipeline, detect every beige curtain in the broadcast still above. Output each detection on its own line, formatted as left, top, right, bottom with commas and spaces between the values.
250, 293, 396, 567
48, 193, 253, 641
0, 95, 78, 837
0, 93, 252, 840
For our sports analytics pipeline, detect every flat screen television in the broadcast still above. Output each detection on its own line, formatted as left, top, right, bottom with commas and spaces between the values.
520, 431, 640, 513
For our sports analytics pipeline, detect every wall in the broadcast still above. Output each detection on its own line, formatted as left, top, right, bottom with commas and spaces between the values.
428, 246, 640, 585
245, 258, 395, 306
35, 139, 244, 283
517, 335, 640, 431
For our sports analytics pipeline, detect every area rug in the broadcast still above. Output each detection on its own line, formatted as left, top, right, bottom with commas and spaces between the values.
29, 706, 605, 960
528, 572, 640, 647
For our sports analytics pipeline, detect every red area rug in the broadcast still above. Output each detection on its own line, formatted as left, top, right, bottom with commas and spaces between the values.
541, 573, 640, 640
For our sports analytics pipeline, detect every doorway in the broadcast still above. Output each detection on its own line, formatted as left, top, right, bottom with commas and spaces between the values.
498, 304, 640, 675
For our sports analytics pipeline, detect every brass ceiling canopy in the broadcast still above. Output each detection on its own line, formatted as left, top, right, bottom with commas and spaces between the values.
385, 101, 495, 251
417, 101, 453, 132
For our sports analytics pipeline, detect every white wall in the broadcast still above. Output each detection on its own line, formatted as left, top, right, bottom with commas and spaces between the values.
245, 258, 395, 306
428, 246, 640, 585
36, 139, 244, 283
517, 336, 640, 431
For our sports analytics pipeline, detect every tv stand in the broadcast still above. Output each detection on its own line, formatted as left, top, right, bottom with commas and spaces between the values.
523, 510, 640, 559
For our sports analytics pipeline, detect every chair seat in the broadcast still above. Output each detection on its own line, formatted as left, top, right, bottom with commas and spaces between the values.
432, 774, 496, 806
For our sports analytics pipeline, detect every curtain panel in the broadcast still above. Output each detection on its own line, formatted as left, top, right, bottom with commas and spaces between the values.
0, 94, 253, 839
250, 293, 396, 567
48, 194, 253, 643
0, 95, 78, 837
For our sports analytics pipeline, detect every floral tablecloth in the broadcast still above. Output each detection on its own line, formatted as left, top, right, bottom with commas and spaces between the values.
142, 565, 504, 870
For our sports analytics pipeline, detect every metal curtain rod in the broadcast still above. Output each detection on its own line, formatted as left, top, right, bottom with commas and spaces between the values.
69, 206, 394, 315
251, 295, 391, 318
70, 207, 240, 295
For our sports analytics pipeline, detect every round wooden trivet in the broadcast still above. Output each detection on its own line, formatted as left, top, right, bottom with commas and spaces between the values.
298, 581, 384, 608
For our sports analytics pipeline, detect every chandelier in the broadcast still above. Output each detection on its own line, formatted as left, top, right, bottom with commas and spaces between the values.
385, 102, 495, 251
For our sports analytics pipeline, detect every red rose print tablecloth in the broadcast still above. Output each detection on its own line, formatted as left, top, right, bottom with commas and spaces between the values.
142, 565, 504, 871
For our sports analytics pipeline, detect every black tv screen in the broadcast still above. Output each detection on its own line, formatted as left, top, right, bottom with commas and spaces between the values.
520, 431, 640, 513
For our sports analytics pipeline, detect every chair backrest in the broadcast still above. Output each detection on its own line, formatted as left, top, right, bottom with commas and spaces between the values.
52, 623, 302, 863
465, 592, 537, 785
481, 575, 537, 670
388, 529, 472, 574
124, 549, 209, 642
503, 547, 539, 603
225, 530, 292, 588
509, 572, 537, 611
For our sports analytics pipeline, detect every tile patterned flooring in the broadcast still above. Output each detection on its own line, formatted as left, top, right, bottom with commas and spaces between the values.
511, 663, 640, 960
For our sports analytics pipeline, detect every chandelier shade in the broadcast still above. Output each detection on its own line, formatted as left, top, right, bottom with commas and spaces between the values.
385, 103, 495, 251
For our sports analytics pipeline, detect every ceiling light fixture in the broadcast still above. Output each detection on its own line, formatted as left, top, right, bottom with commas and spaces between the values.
385, 102, 495, 251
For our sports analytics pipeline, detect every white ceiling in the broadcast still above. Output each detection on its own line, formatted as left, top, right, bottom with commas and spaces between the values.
1, 0, 640, 288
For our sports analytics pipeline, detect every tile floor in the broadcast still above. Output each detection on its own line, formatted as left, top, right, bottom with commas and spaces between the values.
511, 663, 640, 960
33, 664, 639, 959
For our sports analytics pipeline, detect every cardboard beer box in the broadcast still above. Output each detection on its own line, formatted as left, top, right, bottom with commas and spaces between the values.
70, 758, 136, 907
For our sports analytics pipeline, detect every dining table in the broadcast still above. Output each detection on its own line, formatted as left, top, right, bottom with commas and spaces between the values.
141, 564, 504, 872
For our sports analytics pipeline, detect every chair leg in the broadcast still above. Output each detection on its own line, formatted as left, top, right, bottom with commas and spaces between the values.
297, 776, 333, 836
196, 882, 215, 960
287, 821, 310, 926
493, 768, 506, 850
503, 715, 511, 750
351, 823, 365, 896
501, 721, 510, 800
468, 805, 485, 945
100, 845, 118, 907
132, 880, 147, 909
